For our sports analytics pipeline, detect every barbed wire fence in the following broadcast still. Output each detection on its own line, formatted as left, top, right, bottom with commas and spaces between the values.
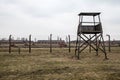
0, 34, 120, 53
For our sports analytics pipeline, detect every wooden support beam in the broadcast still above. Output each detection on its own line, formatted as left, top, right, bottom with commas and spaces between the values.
89, 35, 91, 53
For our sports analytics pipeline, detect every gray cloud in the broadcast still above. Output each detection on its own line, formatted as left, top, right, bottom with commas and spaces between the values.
85, 0, 120, 5
0, 0, 120, 40
18, 0, 78, 18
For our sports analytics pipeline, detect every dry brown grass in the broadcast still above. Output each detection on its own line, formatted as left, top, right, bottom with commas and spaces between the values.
0, 47, 120, 80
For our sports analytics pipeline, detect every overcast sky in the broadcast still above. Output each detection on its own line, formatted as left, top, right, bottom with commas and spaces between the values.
0, 0, 120, 40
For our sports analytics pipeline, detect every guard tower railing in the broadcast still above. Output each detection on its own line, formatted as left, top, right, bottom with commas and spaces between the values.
77, 12, 102, 34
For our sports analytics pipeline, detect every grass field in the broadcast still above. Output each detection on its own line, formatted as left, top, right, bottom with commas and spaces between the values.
0, 47, 120, 80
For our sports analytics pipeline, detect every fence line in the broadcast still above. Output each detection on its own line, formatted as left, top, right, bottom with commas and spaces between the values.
0, 34, 120, 53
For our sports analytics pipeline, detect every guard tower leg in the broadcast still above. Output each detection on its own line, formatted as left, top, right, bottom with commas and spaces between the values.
77, 36, 81, 59
101, 34, 108, 59
95, 34, 99, 56
75, 36, 78, 57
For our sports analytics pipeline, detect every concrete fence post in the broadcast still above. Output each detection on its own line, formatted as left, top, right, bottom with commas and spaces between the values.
50, 34, 52, 53
106, 34, 111, 52
9, 35, 12, 53
29, 35, 31, 53
68, 35, 71, 53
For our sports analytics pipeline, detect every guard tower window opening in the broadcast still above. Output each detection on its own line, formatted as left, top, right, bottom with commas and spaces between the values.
80, 16, 100, 26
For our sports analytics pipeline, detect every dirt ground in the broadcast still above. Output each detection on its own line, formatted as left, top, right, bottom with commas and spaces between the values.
0, 48, 120, 80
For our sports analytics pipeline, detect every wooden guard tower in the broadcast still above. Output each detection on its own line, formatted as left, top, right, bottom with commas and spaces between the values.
75, 12, 108, 59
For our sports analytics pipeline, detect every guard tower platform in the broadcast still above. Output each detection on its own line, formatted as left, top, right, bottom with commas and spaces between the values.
75, 12, 108, 59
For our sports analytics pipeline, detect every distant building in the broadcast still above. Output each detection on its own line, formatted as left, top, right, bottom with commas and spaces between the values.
37, 40, 67, 47
0, 40, 9, 44
37, 40, 64, 44
111, 40, 120, 46
94, 40, 120, 47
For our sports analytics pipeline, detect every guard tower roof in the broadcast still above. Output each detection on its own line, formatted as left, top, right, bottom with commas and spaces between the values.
78, 12, 100, 16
